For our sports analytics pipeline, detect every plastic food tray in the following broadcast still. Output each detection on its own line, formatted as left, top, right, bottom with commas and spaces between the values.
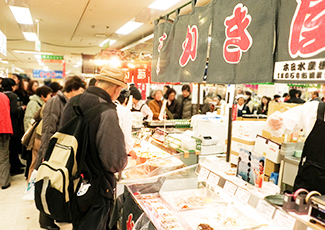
179, 206, 260, 230
160, 188, 229, 211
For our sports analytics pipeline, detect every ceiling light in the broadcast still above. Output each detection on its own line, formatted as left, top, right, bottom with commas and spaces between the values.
148, 0, 182, 11
116, 21, 143, 35
23, 32, 37, 41
121, 33, 153, 51
14, 50, 53, 55
108, 57, 121, 67
34, 54, 41, 59
15, 67, 24, 72
99, 38, 109, 47
43, 66, 49, 71
9, 6, 34, 25
0, 60, 9, 64
39, 62, 45, 66
73, 65, 79, 68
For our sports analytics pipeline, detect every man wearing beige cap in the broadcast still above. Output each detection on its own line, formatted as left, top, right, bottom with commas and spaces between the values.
60, 66, 128, 230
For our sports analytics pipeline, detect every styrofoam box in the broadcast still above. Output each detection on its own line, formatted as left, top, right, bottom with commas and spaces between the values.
231, 136, 255, 153
254, 135, 281, 164
232, 121, 266, 140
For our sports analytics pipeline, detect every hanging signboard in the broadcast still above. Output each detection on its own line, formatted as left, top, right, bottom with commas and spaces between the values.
169, 0, 213, 83
33, 70, 63, 79
274, 0, 325, 83
151, 17, 173, 83
207, 0, 276, 84
0, 30, 7, 57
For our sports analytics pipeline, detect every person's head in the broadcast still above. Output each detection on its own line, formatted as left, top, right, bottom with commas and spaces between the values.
182, 84, 191, 98
88, 78, 97, 87
63, 76, 86, 98
296, 90, 302, 98
23, 78, 29, 91
289, 89, 297, 98
27, 80, 39, 95
163, 85, 170, 95
95, 66, 127, 101
237, 95, 246, 106
244, 91, 252, 98
166, 88, 176, 101
117, 89, 130, 105
11, 74, 24, 92
273, 94, 281, 102
262, 96, 270, 105
49, 82, 63, 96
154, 89, 163, 101
237, 88, 243, 95
259, 159, 264, 172
36, 86, 53, 103
43, 78, 52, 87
130, 87, 142, 103
312, 91, 319, 100
2, 78, 17, 92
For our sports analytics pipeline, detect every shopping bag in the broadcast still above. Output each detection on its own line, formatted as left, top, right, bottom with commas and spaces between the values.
23, 170, 38, 201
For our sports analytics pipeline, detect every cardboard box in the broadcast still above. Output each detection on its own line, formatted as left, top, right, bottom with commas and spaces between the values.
232, 121, 266, 140
267, 101, 299, 116
262, 130, 292, 144
264, 159, 280, 181
254, 135, 282, 164
231, 136, 255, 153
230, 150, 239, 165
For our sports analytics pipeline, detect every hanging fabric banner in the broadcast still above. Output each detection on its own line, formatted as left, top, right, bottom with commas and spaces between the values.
151, 16, 173, 82
274, 0, 325, 83
207, 0, 276, 84
168, 0, 213, 83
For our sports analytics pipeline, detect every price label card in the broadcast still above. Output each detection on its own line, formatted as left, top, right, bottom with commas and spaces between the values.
256, 199, 276, 220
235, 187, 251, 204
198, 167, 210, 181
273, 210, 296, 230
207, 173, 220, 189
223, 181, 238, 196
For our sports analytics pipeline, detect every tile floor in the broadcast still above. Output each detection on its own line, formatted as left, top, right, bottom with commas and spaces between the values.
0, 172, 72, 230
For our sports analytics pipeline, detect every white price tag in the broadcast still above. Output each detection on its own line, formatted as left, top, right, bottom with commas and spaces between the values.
256, 199, 276, 220
235, 187, 251, 204
198, 167, 210, 181
207, 173, 220, 189
223, 181, 237, 196
273, 210, 296, 230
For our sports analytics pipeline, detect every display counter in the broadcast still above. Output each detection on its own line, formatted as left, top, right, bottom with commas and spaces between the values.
120, 159, 324, 230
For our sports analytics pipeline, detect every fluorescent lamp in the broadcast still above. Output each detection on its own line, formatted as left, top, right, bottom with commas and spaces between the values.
9, 6, 34, 25
110, 40, 116, 46
34, 54, 41, 59
15, 67, 24, 72
0, 60, 9, 64
39, 62, 45, 66
23, 32, 37, 41
43, 66, 49, 71
141, 34, 154, 42
99, 38, 109, 47
14, 50, 53, 55
121, 33, 153, 51
148, 0, 182, 11
116, 21, 143, 35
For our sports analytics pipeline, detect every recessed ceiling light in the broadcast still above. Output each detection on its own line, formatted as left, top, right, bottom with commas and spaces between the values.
9, 6, 34, 25
116, 21, 143, 35
148, 0, 182, 11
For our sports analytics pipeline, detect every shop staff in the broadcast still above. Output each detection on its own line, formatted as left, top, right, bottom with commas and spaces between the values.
267, 100, 325, 193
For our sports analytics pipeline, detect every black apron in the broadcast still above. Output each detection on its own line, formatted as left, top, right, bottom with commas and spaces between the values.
293, 102, 325, 193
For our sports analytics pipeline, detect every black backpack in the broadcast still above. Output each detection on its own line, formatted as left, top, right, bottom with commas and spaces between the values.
35, 100, 113, 223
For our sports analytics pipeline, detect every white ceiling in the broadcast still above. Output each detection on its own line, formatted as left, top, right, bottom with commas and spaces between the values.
0, 0, 210, 77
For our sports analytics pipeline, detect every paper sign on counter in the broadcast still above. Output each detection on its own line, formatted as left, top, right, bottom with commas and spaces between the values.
256, 199, 276, 220
235, 187, 251, 204
198, 167, 210, 181
207, 173, 220, 189
273, 210, 296, 230
223, 181, 237, 196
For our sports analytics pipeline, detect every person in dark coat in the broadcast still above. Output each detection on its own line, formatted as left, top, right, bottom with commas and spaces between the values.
286, 89, 305, 104
166, 88, 181, 119
2, 78, 26, 175
61, 67, 127, 230
178, 84, 197, 119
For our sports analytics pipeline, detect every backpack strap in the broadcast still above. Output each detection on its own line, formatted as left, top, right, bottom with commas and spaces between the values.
83, 102, 114, 122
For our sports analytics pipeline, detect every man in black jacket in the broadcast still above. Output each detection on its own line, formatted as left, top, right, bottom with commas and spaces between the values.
61, 66, 128, 230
